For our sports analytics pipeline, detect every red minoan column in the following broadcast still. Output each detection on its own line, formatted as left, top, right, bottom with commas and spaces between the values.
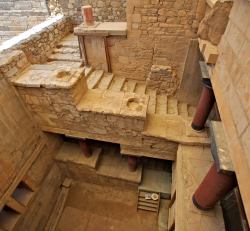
79, 139, 92, 158
81, 5, 94, 26
192, 163, 236, 211
127, 156, 138, 172
191, 80, 215, 132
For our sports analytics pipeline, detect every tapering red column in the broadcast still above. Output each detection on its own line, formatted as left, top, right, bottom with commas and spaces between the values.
192, 163, 236, 211
191, 80, 215, 132
81, 5, 94, 26
79, 139, 92, 158
127, 156, 138, 172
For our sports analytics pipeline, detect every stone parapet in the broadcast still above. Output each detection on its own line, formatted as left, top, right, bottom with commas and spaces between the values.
0, 15, 73, 64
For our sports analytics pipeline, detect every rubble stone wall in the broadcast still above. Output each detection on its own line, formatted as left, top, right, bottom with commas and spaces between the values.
212, 0, 250, 221
0, 0, 49, 42
1, 16, 73, 64
17, 86, 145, 146
48, 0, 127, 23
146, 65, 179, 95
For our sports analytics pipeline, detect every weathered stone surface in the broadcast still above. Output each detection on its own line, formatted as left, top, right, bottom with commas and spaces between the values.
49, 0, 127, 24
198, 1, 233, 45
1, 16, 73, 64
0, 0, 49, 43
146, 65, 179, 96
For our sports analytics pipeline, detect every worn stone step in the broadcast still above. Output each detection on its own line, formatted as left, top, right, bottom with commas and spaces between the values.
167, 97, 178, 115
134, 82, 146, 94
52, 47, 79, 55
57, 34, 79, 48
178, 102, 189, 118
87, 70, 104, 89
122, 79, 137, 93
84, 66, 93, 77
48, 53, 81, 62
147, 89, 157, 114
156, 95, 167, 115
188, 105, 196, 117
109, 77, 126, 92
96, 73, 114, 90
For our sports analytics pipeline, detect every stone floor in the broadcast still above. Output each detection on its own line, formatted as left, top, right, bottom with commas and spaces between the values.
56, 182, 160, 231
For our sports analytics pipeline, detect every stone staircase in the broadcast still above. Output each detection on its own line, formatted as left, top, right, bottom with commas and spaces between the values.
47, 33, 196, 120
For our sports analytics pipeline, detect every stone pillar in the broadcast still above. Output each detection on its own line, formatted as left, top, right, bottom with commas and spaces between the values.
81, 5, 94, 26
79, 139, 92, 158
127, 156, 138, 172
192, 163, 236, 211
191, 79, 215, 131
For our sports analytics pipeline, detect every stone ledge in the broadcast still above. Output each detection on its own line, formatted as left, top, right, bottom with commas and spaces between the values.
74, 22, 127, 36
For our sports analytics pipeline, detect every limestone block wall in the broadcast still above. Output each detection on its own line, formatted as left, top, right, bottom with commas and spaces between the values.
0, 16, 73, 64
211, 0, 250, 221
108, 0, 207, 83
0, 0, 49, 42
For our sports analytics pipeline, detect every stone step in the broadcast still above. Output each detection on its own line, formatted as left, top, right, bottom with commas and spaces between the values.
96, 145, 142, 184
84, 66, 93, 77
188, 105, 196, 117
178, 102, 189, 118
52, 47, 79, 55
147, 89, 157, 114
48, 53, 81, 62
156, 95, 167, 115
109, 77, 126, 92
134, 82, 147, 94
96, 73, 114, 90
55, 142, 102, 170
167, 97, 178, 115
31, 61, 82, 70
139, 168, 171, 199
57, 34, 79, 48
87, 70, 104, 89
122, 79, 137, 93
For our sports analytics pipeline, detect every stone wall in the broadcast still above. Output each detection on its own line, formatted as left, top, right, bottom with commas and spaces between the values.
211, 0, 250, 221
108, 0, 206, 83
198, 1, 233, 45
146, 65, 179, 95
0, 0, 49, 43
0, 50, 62, 230
49, 0, 127, 23
0, 16, 73, 64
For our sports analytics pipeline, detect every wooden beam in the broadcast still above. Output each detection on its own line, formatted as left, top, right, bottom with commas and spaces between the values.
0, 137, 46, 210
6, 197, 26, 214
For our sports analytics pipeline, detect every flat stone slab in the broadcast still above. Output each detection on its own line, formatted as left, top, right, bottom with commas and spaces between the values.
139, 169, 171, 199
74, 22, 127, 36
76, 89, 148, 119
12, 64, 85, 89
56, 142, 102, 169
97, 145, 142, 184
210, 121, 234, 174
143, 114, 210, 146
